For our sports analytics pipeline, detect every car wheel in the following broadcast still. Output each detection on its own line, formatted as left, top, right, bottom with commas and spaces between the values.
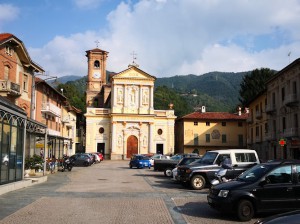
164, 168, 173, 177
191, 175, 206, 190
237, 199, 254, 221
84, 161, 89, 167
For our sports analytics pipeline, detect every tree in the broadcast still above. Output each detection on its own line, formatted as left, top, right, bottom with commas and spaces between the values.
154, 86, 193, 117
239, 68, 275, 106
56, 83, 86, 112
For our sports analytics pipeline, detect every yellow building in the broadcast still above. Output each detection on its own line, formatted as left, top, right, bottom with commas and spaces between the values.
246, 91, 268, 160
175, 106, 248, 155
85, 48, 176, 159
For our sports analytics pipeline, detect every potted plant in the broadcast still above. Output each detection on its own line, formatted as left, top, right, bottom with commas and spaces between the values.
25, 154, 44, 176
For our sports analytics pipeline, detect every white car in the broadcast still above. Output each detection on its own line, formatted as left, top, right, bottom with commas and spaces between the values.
150, 154, 170, 166
2, 154, 8, 166
172, 167, 178, 181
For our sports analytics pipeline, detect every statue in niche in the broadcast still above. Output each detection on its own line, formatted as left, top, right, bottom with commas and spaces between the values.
117, 89, 123, 103
143, 136, 147, 146
129, 88, 136, 104
118, 135, 122, 146
143, 90, 148, 104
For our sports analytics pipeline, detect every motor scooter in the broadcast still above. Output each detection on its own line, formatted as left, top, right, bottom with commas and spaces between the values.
61, 156, 74, 172
211, 162, 233, 186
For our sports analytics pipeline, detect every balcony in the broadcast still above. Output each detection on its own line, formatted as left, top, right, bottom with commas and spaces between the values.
41, 102, 61, 117
265, 104, 276, 114
255, 136, 262, 143
284, 94, 299, 107
265, 131, 276, 141
255, 111, 262, 119
246, 117, 253, 124
0, 80, 21, 97
48, 129, 60, 137
62, 116, 71, 123
283, 128, 299, 138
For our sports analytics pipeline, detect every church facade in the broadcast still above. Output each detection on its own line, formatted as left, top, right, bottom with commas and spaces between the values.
84, 48, 176, 160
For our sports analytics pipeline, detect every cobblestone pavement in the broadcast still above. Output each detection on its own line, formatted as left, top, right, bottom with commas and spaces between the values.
0, 161, 262, 224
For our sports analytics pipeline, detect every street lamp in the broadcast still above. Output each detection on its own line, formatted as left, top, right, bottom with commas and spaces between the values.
30, 73, 57, 119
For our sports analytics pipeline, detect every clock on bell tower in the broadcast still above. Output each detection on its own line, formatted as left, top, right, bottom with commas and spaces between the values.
85, 47, 109, 106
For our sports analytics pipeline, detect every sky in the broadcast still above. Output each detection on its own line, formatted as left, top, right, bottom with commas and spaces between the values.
1, 0, 300, 78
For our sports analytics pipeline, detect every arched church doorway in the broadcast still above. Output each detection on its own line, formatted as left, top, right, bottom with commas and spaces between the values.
127, 135, 138, 158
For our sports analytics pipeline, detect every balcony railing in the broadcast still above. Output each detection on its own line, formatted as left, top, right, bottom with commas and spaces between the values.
41, 102, 61, 117
246, 117, 253, 124
48, 129, 60, 137
283, 128, 299, 138
265, 104, 276, 114
62, 116, 71, 123
284, 94, 299, 106
255, 111, 262, 119
0, 80, 21, 96
265, 131, 276, 141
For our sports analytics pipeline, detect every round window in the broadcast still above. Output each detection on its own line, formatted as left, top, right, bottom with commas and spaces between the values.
157, 129, 163, 135
99, 127, 104, 134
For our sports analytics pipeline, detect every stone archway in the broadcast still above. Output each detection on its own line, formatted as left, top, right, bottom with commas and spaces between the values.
127, 135, 138, 158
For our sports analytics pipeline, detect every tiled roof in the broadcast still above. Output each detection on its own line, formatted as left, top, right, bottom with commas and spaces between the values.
0, 33, 13, 41
180, 111, 249, 120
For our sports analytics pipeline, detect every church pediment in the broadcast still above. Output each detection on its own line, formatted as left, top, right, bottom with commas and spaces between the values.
112, 66, 156, 81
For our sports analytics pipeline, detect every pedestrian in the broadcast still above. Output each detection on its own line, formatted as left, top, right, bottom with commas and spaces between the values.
50, 155, 56, 173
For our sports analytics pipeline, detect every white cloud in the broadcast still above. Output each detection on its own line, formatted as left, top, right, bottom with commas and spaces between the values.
0, 4, 19, 30
29, 0, 300, 77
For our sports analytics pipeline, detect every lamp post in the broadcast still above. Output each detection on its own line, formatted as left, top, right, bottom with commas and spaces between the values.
30, 73, 57, 119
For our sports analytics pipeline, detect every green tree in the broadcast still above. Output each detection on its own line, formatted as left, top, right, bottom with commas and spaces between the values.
239, 68, 275, 106
154, 86, 193, 117
56, 83, 86, 112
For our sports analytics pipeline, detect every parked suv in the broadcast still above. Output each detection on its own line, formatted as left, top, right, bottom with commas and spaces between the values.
207, 160, 300, 221
177, 149, 260, 190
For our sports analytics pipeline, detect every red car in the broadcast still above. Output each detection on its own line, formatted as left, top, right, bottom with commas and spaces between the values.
93, 152, 104, 161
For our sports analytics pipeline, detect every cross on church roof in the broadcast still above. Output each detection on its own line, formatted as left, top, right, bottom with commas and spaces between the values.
131, 51, 137, 63
95, 40, 100, 48
128, 51, 139, 68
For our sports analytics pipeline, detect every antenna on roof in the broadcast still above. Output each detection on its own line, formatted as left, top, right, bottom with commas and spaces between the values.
288, 51, 291, 63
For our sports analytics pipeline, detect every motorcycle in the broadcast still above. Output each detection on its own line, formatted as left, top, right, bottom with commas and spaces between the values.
211, 162, 233, 186
61, 156, 74, 172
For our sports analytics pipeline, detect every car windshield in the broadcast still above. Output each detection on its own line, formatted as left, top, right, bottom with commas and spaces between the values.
187, 158, 203, 166
200, 152, 218, 165
171, 155, 182, 160
236, 164, 273, 182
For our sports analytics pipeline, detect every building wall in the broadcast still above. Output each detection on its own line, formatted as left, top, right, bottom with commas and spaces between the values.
181, 119, 247, 155
0, 43, 33, 116
265, 60, 300, 160
246, 93, 268, 161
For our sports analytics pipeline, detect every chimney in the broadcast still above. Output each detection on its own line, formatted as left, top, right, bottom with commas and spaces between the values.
201, 106, 206, 113
238, 106, 242, 116
244, 107, 249, 114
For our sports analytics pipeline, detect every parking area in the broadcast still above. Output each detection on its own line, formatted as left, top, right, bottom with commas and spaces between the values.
0, 160, 265, 223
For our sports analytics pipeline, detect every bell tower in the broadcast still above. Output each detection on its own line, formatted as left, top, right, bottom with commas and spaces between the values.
85, 48, 109, 107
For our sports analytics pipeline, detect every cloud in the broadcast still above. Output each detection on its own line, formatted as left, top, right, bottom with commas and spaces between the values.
29, 0, 300, 78
0, 4, 19, 30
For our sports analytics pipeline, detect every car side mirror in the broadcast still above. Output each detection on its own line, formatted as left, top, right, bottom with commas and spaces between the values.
259, 177, 269, 186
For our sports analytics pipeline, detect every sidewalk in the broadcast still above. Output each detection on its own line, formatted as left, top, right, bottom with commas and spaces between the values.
0, 175, 48, 196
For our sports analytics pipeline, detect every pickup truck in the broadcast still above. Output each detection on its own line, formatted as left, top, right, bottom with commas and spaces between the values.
154, 153, 199, 177
177, 149, 260, 190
